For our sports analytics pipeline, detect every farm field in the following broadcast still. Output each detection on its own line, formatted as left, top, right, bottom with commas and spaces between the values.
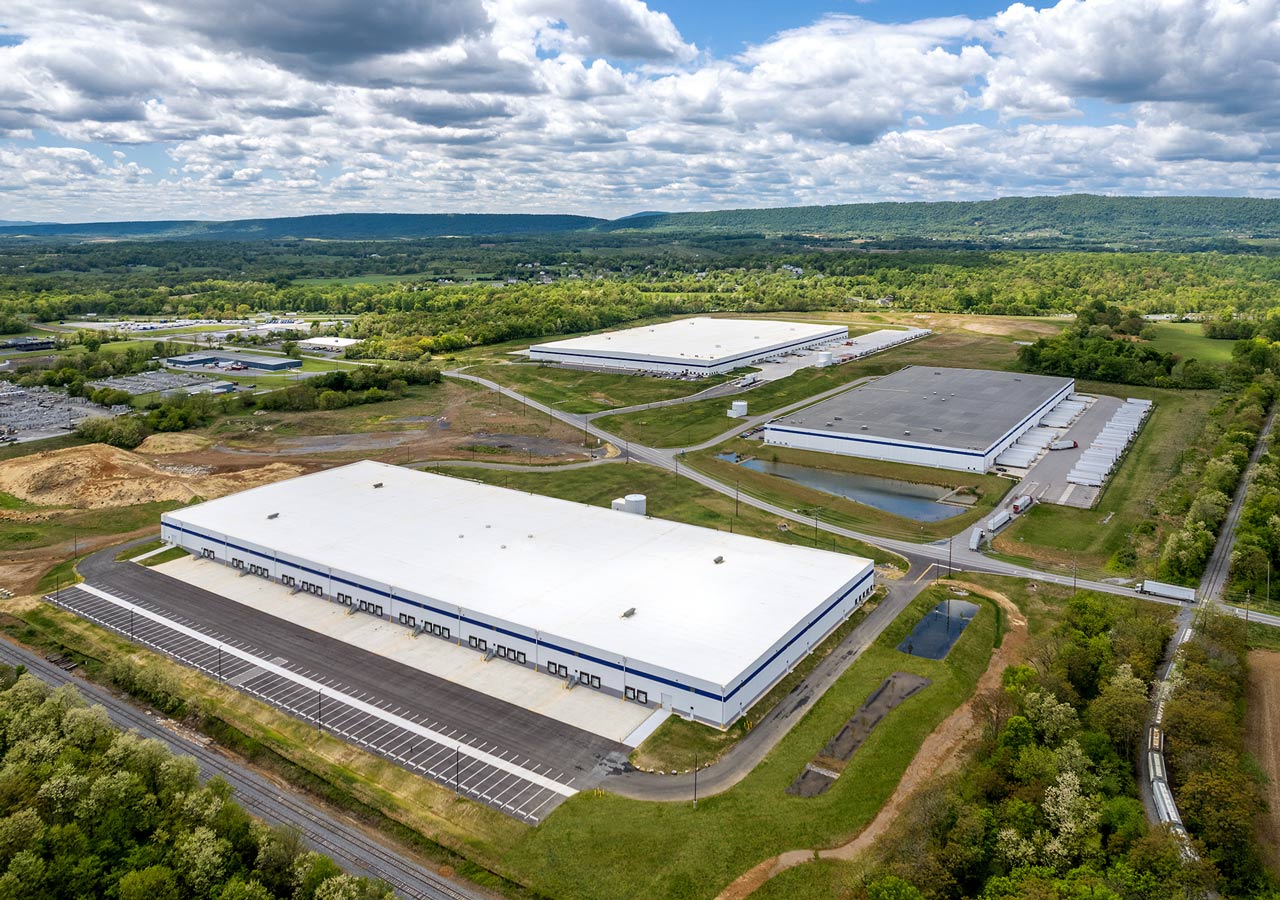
1145, 322, 1236, 364
463, 362, 733, 413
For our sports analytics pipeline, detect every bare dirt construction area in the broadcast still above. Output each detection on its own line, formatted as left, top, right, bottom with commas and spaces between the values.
0, 444, 302, 509
207, 380, 596, 466
1245, 649, 1280, 873
716, 582, 1028, 900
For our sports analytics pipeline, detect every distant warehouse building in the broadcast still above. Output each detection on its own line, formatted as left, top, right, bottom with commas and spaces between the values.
528, 317, 848, 375
298, 337, 361, 353
160, 461, 874, 728
167, 352, 302, 372
764, 366, 1075, 472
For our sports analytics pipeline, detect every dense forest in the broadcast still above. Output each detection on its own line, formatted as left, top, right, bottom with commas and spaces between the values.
2, 196, 1276, 247
857, 593, 1227, 900
0, 667, 391, 900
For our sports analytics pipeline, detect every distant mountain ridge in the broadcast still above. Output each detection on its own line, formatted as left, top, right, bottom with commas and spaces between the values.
0, 196, 1275, 244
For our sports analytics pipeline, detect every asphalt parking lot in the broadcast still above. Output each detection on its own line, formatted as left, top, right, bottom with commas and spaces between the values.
49, 582, 593, 822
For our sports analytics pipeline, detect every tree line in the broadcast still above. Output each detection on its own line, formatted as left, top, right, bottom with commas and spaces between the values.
0, 666, 392, 900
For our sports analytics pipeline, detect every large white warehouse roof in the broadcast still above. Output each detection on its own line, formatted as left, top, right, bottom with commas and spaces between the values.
529, 317, 846, 371
163, 461, 871, 687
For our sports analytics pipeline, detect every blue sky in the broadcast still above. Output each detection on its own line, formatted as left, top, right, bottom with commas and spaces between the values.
0, 0, 1276, 222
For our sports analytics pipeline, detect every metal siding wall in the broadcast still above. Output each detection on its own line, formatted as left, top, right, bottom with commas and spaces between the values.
763, 429, 984, 471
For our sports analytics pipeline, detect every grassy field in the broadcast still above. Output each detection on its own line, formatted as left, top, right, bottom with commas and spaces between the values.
689, 440, 1014, 542
463, 363, 733, 414
594, 328, 1027, 449
1145, 322, 1236, 364
441, 463, 903, 567
631, 589, 881, 772
0, 500, 181, 551
501, 584, 996, 900
994, 384, 1219, 576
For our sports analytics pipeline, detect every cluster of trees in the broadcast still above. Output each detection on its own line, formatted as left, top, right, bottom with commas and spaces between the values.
1018, 328, 1183, 387
1160, 376, 1276, 581
1163, 612, 1269, 895
75, 364, 442, 448
0, 667, 391, 900
256, 365, 440, 413
5, 345, 155, 404
1228, 438, 1280, 601
862, 594, 1197, 900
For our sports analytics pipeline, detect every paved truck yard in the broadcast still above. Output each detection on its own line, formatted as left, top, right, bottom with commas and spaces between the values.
66, 546, 634, 823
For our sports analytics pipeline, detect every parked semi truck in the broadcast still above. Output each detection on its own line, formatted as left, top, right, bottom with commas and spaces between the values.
1137, 580, 1196, 603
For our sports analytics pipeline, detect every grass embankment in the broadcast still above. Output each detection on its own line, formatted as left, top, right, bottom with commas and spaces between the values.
0, 501, 181, 551
632, 589, 881, 772
463, 363, 733, 414
689, 440, 1013, 542
1145, 322, 1236, 364
594, 328, 1025, 449
994, 385, 1218, 576
505, 585, 997, 900
442, 463, 903, 568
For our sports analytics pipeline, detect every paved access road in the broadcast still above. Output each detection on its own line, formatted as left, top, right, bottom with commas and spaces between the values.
0, 637, 485, 900
78, 546, 629, 820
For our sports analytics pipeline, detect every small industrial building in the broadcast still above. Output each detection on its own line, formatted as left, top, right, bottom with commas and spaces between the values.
528, 317, 848, 375
167, 352, 302, 372
298, 337, 361, 353
1, 337, 56, 352
160, 461, 874, 728
764, 366, 1075, 472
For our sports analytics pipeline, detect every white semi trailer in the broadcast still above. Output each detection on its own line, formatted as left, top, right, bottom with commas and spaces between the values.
1138, 580, 1196, 603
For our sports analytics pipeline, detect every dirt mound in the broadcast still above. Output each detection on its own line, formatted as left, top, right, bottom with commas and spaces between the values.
137, 433, 212, 454
0, 444, 303, 509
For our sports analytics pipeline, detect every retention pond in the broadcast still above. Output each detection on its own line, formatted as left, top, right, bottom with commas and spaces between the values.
897, 598, 979, 660
715, 453, 966, 522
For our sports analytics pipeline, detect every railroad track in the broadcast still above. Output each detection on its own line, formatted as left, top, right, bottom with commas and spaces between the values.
0, 638, 482, 900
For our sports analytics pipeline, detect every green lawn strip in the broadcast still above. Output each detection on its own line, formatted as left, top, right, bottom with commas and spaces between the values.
632, 591, 882, 772
0, 491, 37, 511
115, 538, 165, 561
34, 557, 82, 594
0, 501, 181, 551
1145, 322, 1235, 365
463, 363, 733, 414
594, 329, 1024, 449
749, 858, 865, 900
1246, 621, 1280, 651
994, 385, 1217, 575
502, 586, 996, 900
442, 464, 904, 568
140, 546, 189, 567
688, 440, 1013, 542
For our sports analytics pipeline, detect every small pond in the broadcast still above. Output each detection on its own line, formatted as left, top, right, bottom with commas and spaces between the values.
897, 599, 980, 659
715, 453, 965, 522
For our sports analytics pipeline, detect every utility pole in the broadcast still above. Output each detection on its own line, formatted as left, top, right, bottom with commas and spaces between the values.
947, 536, 952, 578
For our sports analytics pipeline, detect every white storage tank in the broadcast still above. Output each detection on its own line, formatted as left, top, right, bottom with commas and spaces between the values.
611, 498, 627, 512
816, 351, 834, 368
623, 494, 647, 515
728, 400, 749, 418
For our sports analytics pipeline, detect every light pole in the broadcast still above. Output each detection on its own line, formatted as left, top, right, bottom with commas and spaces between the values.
693, 753, 699, 809
735, 481, 740, 518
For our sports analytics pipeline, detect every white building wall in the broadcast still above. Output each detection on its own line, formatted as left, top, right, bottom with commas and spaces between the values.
159, 514, 875, 728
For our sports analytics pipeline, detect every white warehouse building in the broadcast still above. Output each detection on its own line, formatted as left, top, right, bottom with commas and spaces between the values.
528, 317, 848, 375
160, 461, 874, 728
764, 366, 1076, 472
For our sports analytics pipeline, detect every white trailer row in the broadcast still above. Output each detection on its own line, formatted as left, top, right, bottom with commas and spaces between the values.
994, 392, 1090, 469
821, 327, 932, 365
1066, 398, 1152, 488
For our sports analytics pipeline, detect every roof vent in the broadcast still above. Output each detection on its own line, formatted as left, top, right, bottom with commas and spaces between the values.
713, 555, 725, 565
860, 424, 868, 430
621, 607, 636, 619
373, 482, 383, 489
904, 430, 911, 435
267, 512, 279, 520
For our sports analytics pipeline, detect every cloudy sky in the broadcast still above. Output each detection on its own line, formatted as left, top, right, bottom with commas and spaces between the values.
0, 0, 1276, 222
